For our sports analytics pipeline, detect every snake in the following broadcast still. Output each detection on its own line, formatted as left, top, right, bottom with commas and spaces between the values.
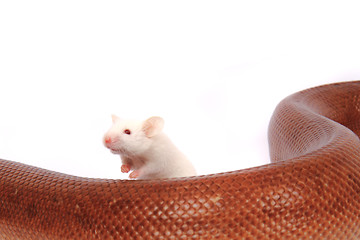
1, 81, 360, 239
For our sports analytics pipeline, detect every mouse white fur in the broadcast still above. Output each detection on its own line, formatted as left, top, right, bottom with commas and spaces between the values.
103, 115, 196, 180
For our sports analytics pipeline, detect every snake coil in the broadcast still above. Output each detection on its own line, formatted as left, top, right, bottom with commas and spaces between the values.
1, 81, 360, 239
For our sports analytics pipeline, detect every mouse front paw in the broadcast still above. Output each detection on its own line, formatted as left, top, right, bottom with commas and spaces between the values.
129, 170, 140, 179
121, 164, 131, 173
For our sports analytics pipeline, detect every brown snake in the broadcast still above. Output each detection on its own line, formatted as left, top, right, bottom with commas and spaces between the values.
1, 81, 360, 239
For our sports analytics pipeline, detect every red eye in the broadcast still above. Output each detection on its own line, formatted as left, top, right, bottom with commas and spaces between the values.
124, 129, 131, 135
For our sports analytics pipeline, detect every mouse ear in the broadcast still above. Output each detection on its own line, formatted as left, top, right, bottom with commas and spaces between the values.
142, 116, 164, 138
111, 114, 120, 123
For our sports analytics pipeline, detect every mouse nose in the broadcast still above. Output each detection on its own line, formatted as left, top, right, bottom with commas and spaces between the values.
104, 136, 112, 144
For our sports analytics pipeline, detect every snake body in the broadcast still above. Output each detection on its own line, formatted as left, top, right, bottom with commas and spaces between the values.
1, 81, 360, 239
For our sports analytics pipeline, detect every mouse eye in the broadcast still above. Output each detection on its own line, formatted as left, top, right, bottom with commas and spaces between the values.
124, 129, 131, 135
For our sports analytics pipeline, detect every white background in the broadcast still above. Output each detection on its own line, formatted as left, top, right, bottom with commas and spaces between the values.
1, 1, 359, 179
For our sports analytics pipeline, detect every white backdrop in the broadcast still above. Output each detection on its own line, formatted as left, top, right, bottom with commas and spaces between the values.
1, 1, 360, 179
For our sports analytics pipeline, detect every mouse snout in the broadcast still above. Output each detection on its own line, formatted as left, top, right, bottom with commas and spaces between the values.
104, 136, 112, 144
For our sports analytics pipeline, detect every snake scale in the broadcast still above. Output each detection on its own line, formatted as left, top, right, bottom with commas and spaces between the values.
1, 81, 360, 239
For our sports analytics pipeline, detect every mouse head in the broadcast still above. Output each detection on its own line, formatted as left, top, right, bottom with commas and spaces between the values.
103, 115, 164, 156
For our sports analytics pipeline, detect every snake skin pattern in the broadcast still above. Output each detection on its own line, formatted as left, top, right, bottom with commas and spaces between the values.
1, 81, 360, 239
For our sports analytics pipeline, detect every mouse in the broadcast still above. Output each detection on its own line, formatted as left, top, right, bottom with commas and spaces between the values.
103, 115, 197, 180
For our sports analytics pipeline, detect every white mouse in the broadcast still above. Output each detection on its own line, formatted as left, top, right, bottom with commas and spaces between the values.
103, 115, 196, 180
